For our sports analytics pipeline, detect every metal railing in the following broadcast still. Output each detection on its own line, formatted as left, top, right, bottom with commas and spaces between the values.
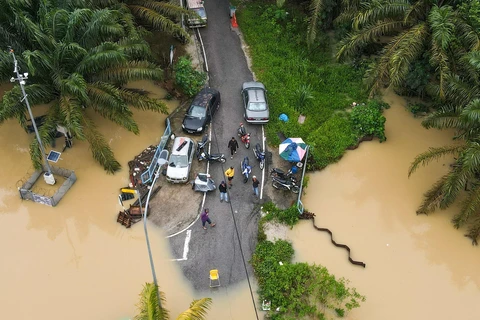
297, 145, 310, 214
140, 118, 172, 184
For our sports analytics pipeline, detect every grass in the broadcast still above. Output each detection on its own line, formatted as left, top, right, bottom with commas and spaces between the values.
238, 3, 368, 169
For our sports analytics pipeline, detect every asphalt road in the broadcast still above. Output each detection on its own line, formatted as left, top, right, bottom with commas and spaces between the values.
167, 0, 264, 294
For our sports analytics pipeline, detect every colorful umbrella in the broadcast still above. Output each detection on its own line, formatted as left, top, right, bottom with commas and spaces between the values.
279, 138, 307, 162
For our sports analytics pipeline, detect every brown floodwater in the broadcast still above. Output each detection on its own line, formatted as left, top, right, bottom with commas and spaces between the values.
289, 90, 480, 320
0, 80, 258, 320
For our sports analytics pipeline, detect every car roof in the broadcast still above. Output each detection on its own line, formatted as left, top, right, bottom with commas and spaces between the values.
246, 87, 266, 103
242, 81, 265, 91
191, 88, 220, 108
171, 137, 193, 156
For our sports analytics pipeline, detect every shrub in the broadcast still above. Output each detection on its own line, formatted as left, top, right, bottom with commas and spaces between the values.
307, 113, 357, 169
262, 202, 300, 227
251, 240, 366, 319
173, 56, 206, 97
407, 102, 429, 116
350, 101, 387, 142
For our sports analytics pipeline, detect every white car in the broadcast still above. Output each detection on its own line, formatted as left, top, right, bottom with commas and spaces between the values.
166, 137, 195, 183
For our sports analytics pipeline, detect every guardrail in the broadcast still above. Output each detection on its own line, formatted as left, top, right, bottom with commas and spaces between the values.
141, 118, 172, 184
297, 145, 309, 214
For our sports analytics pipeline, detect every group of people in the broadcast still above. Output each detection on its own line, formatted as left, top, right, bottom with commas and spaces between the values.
200, 135, 261, 230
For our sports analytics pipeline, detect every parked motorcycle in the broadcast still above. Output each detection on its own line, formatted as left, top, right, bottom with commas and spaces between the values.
237, 123, 251, 149
270, 167, 297, 183
253, 143, 266, 170
241, 156, 252, 183
272, 176, 300, 194
196, 134, 209, 157
198, 151, 226, 163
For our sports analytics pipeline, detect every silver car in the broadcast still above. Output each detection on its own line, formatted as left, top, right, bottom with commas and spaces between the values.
166, 137, 195, 183
242, 82, 269, 124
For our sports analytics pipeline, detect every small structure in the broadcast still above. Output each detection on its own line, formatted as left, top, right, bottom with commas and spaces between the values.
18, 166, 76, 207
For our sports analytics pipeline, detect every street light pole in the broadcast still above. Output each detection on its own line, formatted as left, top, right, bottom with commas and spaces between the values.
137, 163, 163, 309
9, 49, 55, 184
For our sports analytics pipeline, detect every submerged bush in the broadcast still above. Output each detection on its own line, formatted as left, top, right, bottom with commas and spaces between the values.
174, 56, 206, 97
350, 101, 388, 142
251, 240, 366, 319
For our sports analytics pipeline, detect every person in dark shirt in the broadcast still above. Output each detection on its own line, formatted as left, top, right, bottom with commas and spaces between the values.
200, 208, 216, 230
219, 181, 229, 203
252, 176, 259, 197
228, 137, 239, 159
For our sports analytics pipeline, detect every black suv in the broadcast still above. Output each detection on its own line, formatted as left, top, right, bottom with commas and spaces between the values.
182, 88, 221, 134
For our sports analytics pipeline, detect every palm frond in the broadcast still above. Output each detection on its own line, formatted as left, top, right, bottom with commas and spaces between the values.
96, 60, 163, 84
128, 5, 189, 41
453, 184, 480, 228
389, 23, 428, 87
439, 162, 472, 209
29, 105, 60, 170
131, 0, 190, 18
23, 49, 54, 77
58, 95, 86, 140
353, 0, 409, 30
118, 87, 168, 113
86, 82, 139, 133
77, 42, 127, 75
60, 73, 89, 103
421, 104, 462, 130
306, 0, 324, 45
404, 0, 428, 23
464, 216, 480, 245
408, 145, 463, 177
81, 113, 121, 173
416, 173, 449, 214
428, 5, 455, 51
442, 73, 480, 106
134, 282, 169, 320
336, 19, 405, 61
176, 298, 213, 320
116, 37, 153, 61
78, 9, 125, 47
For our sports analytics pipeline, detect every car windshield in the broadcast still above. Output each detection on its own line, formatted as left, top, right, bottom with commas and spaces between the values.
193, 8, 206, 19
248, 102, 267, 111
169, 155, 188, 168
188, 105, 206, 118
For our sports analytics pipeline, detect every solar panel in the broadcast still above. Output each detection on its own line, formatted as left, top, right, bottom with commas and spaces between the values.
47, 150, 61, 163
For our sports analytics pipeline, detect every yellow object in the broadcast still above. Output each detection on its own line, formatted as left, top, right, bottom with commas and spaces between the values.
121, 188, 137, 194
225, 168, 234, 178
209, 269, 220, 287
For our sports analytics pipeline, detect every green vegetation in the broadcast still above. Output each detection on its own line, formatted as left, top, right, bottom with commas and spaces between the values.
174, 56, 207, 97
252, 236, 365, 319
0, 0, 177, 173
239, 4, 385, 170
134, 282, 211, 320
255, 203, 366, 318
350, 101, 389, 142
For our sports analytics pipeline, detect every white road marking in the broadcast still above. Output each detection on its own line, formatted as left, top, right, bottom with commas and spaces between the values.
169, 229, 192, 261
260, 125, 266, 199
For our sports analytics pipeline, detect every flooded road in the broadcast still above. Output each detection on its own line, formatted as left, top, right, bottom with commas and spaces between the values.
0, 81, 257, 320
289, 90, 480, 319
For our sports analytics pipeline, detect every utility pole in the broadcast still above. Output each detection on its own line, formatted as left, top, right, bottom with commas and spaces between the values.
9, 48, 55, 185
137, 163, 163, 310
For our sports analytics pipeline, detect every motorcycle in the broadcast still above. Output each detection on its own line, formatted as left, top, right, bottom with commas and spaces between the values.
272, 176, 300, 194
253, 143, 266, 170
270, 167, 297, 183
198, 150, 226, 163
241, 156, 252, 183
237, 123, 251, 149
196, 134, 209, 157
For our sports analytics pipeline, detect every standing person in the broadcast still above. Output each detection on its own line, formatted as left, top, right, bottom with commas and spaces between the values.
252, 176, 259, 197
201, 208, 216, 230
219, 181, 229, 203
225, 166, 235, 188
228, 137, 239, 159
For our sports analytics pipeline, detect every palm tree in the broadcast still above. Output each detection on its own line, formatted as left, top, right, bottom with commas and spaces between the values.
336, 0, 480, 97
134, 282, 212, 320
92, 0, 192, 42
409, 51, 480, 244
0, 3, 168, 173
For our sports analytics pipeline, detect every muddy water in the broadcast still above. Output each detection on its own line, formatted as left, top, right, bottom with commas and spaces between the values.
0, 80, 256, 320
289, 90, 480, 320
